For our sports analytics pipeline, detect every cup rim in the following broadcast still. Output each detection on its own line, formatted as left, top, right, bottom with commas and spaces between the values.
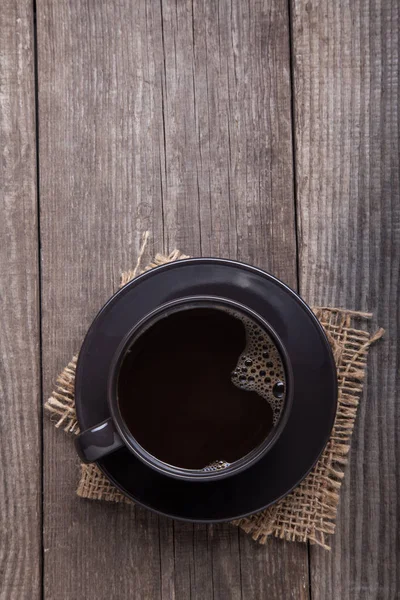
107, 295, 294, 482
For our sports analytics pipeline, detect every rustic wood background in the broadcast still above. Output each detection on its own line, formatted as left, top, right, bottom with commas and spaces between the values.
1, 0, 399, 598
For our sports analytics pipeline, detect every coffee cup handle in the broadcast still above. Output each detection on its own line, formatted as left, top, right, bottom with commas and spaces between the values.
75, 418, 124, 463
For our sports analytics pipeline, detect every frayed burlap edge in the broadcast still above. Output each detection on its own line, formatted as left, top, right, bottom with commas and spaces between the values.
45, 243, 384, 550
233, 310, 384, 549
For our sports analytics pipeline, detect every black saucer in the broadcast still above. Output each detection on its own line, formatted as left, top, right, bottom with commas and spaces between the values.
75, 259, 337, 522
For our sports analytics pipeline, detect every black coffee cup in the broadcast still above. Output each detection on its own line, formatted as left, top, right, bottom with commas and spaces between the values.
75, 296, 293, 481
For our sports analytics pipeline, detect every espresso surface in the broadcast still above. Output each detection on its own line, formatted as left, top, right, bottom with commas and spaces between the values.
118, 308, 274, 469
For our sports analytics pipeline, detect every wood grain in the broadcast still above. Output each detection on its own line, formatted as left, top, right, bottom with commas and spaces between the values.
160, 1, 306, 597
38, 0, 307, 598
292, 0, 399, 598
38, 1, 164, 598
162, 0, 297, 278
0, 1, 41, 599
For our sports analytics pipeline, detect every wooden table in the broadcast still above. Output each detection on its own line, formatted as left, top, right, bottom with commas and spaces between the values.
2, 1, 399, 598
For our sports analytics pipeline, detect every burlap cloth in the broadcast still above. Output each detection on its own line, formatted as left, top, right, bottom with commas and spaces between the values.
45, 244, 384, 550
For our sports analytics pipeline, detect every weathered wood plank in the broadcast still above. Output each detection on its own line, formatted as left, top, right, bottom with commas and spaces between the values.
292, 0, 399, 598
38, 1, 164, 598
163, 0, 297, 279
0, 1, 41, 599
161, 0, 308, 597
38, 0, 306, 597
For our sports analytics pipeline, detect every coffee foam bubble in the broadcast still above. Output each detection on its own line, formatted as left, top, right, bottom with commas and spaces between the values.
228, 311, 286, 426
200, 308, 286, 471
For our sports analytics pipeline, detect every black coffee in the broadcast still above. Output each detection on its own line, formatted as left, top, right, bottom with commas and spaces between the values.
118, 307, 283, 469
